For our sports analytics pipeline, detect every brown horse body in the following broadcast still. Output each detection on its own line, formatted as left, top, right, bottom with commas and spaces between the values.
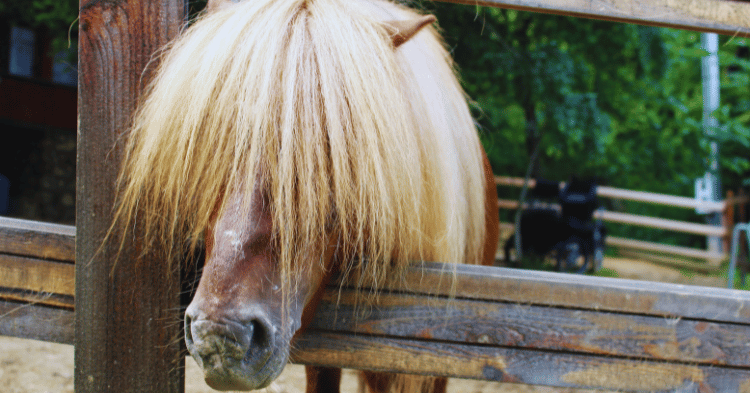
114, 0, 499, 391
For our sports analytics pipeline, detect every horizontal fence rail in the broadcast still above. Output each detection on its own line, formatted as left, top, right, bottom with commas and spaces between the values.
297, 263, 750, 392
0, 217, 75, 344
496, 198, 727, 237
437, 0, 750, 37
2, 218, 750, 391
496, 176, 727, 213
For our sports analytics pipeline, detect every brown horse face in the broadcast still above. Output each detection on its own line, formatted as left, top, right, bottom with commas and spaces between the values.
184, 187, 326, 391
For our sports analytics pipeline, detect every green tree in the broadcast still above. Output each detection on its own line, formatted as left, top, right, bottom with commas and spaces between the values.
418, 3, 750, 249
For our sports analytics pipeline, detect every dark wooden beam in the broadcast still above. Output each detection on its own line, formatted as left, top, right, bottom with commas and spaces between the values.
0, 300, 74, 344
76, 0, 187, 392
435, 0, 750, 36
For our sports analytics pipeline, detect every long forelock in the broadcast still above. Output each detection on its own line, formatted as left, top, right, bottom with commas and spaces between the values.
113, 0, 486, 292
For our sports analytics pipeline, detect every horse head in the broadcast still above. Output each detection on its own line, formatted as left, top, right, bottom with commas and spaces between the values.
181, 1, 438, 390
184, 184, 335, 390
113, 0, 495, 391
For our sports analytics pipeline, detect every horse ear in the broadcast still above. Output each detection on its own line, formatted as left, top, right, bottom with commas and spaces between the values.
206, 0, 234, 13
384, 15, 437, 48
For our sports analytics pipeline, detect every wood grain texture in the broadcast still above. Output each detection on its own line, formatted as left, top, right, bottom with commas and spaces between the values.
77, 0, 187, 392
308, 289, 750, 368
435, 0, 750, 36
0, 289, 74, 310
0, 254, 75, 297
290, 263, 750, 391
372, 262, 750, 324
0, 300, 74, 344
0, 217, 75, 262
292, 332, 750, 392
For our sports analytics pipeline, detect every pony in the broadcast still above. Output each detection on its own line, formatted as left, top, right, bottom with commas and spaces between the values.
113, 0, 499, 391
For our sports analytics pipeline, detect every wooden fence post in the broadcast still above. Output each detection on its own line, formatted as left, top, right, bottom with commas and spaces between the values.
76, 1, 187, 392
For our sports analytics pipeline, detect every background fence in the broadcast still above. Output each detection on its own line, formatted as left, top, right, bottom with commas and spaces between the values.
496, 176, 749, 270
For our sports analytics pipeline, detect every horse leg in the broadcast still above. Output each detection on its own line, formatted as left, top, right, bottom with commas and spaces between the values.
481, 147, 500, 267
430, 376, 448, 393
306, 366, 342, 393
360, 371, 447, 393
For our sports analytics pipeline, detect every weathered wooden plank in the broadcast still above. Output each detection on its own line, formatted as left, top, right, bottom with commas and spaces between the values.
436, 0, 750, 37
372, 262, 750, 324
292, 332, 750, 392
77, 0, 187, 392
0, 300, 74, 344
0, 289, 74, 310
309, 289, 750, 368
0, 217, 75, 262
0, 254, 75, 297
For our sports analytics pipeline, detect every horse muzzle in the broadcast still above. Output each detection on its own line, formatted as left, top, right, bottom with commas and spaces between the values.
184, 308, 287, 391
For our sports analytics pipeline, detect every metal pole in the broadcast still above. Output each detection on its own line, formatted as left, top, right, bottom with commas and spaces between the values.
701, 32, 722, 254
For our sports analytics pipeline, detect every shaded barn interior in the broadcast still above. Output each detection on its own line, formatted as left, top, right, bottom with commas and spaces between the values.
0, 21, 77, 224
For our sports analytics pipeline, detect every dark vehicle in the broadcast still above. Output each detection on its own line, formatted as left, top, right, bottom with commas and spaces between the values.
504, 178, 606, 273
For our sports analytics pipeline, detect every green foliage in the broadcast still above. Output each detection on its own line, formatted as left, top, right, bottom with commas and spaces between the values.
415, 3, 750, 250
422, 5, 656, 182
1, 0, 78, 56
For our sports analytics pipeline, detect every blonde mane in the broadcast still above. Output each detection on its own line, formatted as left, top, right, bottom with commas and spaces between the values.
114, 0, 486, 288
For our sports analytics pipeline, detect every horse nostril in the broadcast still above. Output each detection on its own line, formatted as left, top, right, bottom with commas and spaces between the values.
183, 312, 276, 364
184, 313, 195, 347
239, 318, 274, 364
248, 320, 268, 348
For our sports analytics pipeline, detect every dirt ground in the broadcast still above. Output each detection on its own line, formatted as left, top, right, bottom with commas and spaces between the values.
0, 256, 727, 393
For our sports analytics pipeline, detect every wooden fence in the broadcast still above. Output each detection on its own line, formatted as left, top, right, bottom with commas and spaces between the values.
2, 216, 750, 391
1, 0, 750, 392
496, 176, 748, 269
0, 217, 74, 344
